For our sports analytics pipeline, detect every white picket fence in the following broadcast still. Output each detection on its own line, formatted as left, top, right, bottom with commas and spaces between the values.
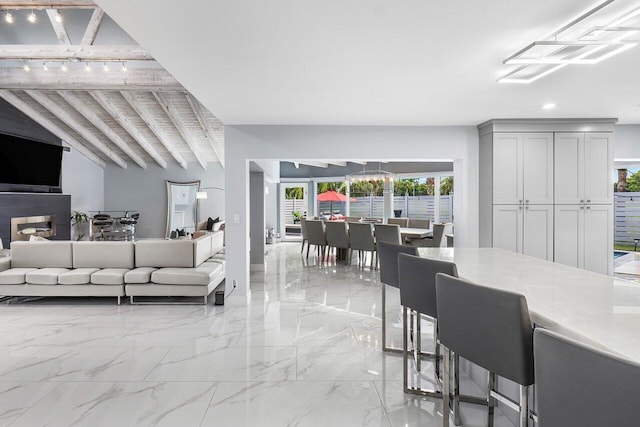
319, 195, 453, 222
615, 192, 640, 245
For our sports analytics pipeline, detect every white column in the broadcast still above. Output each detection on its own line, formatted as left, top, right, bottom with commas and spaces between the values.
345, 180, 351, 216
434, 176, 441, 224
383, 178, 394, 223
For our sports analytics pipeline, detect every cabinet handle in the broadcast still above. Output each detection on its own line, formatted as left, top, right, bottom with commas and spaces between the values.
518, 206, 522, 210
587, 206, 591, 210
580, 206, 584, 209
587, 200, 591, 203
519, 200, 523, 204
580, 200, 585, 203
525, 200, 529, 204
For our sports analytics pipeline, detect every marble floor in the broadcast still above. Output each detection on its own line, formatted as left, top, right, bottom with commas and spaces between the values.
0, 242, 514, 427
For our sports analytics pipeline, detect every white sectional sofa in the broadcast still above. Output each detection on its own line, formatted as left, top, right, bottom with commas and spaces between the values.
0, 231, 225, 305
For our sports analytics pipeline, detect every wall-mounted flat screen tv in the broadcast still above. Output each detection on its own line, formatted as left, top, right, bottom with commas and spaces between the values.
0, 133, 63, 191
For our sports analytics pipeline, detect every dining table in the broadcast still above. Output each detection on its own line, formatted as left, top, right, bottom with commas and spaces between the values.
399, 227, 433, 239
418, 247, 640, 362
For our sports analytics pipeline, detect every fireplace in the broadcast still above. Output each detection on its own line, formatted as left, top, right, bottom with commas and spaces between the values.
11, 215, 56, 241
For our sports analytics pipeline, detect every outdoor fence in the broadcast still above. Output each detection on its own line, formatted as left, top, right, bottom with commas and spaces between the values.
319, 194, 453, 222
615, 192, 640, 246
283, 197, 307, 225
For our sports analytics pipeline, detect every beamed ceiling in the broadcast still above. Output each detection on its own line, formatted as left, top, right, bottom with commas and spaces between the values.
0, 0, 225, 169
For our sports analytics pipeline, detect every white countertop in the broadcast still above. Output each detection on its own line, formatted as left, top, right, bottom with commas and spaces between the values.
418, 248, 640, 362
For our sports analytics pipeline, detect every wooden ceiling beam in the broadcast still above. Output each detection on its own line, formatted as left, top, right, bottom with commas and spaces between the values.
25, 90, 127, 168
0, 1, 95, 7
80, 8, 104, 45
0, 89, 106, 168
0, 67, 182, 90
120, 91, 188, 169
185, 94, 224, 167
153, 92, 207, 170
89, 90, 167, 169
46, 9, 71, 45
57, 90, 147, 169
0, 44, 152, 60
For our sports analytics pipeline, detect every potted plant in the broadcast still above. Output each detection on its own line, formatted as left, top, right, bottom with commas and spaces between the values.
292, 211, 302, 224
70, 210, 89, 241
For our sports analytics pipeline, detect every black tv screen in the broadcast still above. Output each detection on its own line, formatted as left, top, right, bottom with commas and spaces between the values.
0, 133, 63, 188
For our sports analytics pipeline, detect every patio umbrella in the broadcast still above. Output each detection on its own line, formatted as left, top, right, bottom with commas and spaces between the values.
317, 190, 356, 216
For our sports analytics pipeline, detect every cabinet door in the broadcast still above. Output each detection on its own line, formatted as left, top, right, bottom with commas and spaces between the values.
554, 205, 583, 269
523, 133, 554, 204
584, 133, 613, 205
493, 133, 523, 204
584, 205, 613, 275
523, 205, 553, 261
554, 133, 584, 204
492, 205, 522, 254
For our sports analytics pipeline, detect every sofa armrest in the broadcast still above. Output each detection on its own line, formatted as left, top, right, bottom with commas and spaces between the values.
0, 257, 11, 272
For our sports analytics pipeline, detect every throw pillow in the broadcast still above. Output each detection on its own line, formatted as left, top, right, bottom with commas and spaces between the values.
207, 217, 214, 231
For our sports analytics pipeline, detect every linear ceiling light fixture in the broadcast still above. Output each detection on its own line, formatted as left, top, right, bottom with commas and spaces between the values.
498, 0, 640, 83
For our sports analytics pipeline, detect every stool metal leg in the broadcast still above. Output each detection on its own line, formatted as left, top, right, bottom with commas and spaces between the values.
519, 385, 529, 427
435, 320, 441, 379
416, 313, 422, 372
453, 353, 460, 425
488, 372, 496, 427
442, 346, 451, 427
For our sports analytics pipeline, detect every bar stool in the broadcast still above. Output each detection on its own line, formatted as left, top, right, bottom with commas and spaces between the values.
398, 253, 457, 394
436, 273, 534, 427
534, 328, 640, 427
377, 241, 418, 353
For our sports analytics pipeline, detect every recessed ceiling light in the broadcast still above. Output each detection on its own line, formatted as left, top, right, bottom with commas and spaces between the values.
54, 10, 62, 23
542, 103, 556, 110
27, 10, 37, 23
4, 11, 14, 23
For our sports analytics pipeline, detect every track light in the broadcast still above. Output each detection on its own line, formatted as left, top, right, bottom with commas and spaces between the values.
84, 63, 91, 72
54, 10, 62, 23
23, 63, 30, 72
103, 63, 109, 72
27, 10, 36, 23
42, 62, 48, 71
121, 62, 127, 72
61, 62, 67, 72
4, 11, 13, 24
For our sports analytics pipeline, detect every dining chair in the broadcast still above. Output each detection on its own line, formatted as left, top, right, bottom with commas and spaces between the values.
300, 217, 309, 254
437, 273, 534, 427
409, 223, 445, 248
387, 217, 408, 227
325, 221, 350, 263
305, 220, 327, 260
374, 223, 402, 245
534, 328, 640, 427
348, 222, 376, 268
377, 241, 418, 353
408, 218, 430, 229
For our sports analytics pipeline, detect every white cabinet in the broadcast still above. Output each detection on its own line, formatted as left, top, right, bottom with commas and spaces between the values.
493, 133, 553, 205
493, 205, 553, 261
555, 132, 613, 205
554, 204, 613, 275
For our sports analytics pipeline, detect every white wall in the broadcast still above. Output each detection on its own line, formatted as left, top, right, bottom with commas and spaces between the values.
104, 161, 225, 238
265, 181, 278, 232
615, 125, 640, 161
61, 148, 104, 213
225, 125, 479, 295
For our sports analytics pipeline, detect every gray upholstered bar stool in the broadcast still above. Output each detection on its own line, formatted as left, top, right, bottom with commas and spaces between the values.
398, 253, 458, 394
305, 220, 327, 260
436, 274, 534, 427
377, 241, 418, 353
534, 328, 640, 427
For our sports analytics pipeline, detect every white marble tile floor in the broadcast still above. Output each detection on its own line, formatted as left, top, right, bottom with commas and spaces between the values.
0, 242, 514, 426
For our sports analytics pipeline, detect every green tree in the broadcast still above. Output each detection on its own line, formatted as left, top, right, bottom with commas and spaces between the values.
440, 176, 454, 195
285, 187, 304, 199
627, 171, 640, 192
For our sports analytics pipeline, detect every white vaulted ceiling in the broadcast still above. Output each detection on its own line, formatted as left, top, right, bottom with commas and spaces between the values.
95, 0, 640, 125
0, 2, 224, 169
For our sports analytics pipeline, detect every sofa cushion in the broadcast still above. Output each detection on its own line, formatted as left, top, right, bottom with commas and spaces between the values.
151, 263, 222, 286
58, 268, 100, 285
73, 242, 135, 269
91, 268, 130, 285
205, 255, 225, 268
193, 235, 212, 267
135, 240, 194, 268
0, 268, 37, 285
10, 241, 73, 268
26, 268, 70, 285
124, 267, 157, 284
